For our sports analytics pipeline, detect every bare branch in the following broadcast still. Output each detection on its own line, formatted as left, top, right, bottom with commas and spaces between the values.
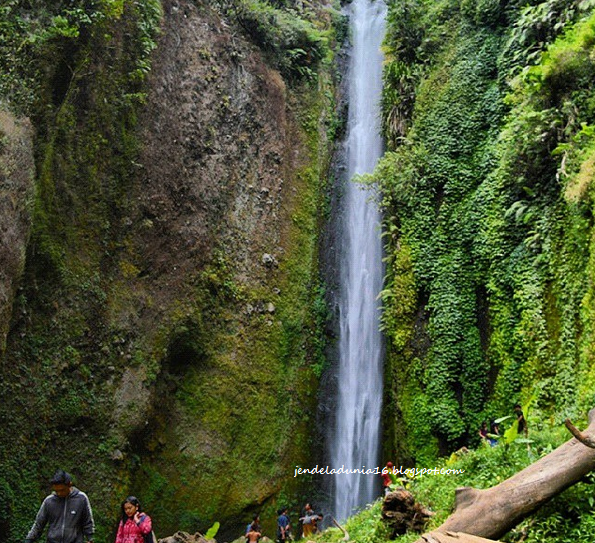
565, 418, 595, 448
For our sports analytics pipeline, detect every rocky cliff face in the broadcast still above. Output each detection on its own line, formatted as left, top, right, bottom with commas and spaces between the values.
0, 112, 34, 353
0, 1, 336, 540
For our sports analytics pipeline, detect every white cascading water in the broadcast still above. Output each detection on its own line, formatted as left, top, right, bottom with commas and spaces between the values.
331, 0, 387, 522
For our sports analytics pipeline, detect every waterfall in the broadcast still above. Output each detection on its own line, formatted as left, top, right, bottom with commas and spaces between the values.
330, 0, 387, 522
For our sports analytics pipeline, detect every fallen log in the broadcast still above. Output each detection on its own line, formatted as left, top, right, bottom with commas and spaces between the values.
420, 531, 501, 543
413, 408, 595, 542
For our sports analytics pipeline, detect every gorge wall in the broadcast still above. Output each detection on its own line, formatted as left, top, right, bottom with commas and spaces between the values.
0, 1, 339, 540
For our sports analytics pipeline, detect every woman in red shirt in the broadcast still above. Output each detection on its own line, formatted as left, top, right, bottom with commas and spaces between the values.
115, 496, 152, 543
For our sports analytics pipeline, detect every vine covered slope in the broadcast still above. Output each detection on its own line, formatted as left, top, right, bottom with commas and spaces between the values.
377, 0, 595, 463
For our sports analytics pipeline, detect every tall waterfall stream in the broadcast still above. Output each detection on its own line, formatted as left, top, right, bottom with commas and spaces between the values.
330, 0, 387, 522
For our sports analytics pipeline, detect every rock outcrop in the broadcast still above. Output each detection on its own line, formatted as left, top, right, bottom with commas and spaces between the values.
0, 111, 34, 352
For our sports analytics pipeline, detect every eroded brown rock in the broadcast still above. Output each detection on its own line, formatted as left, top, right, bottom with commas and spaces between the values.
0, 110, 34, 352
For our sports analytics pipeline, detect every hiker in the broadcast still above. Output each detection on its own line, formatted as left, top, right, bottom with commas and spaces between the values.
514, 404, 528, 436
277, 507, 291, 543
489, 421, 500, 447
300, 503, 315, 538
381, 461, 394, 494
245, 514, 261, 541
24, 469, 94, 543
115, 496, 152, 543
310, 513, 323, 535
478, 421, 488, 442
300, 504, 322, 537
246, 525, 261, 543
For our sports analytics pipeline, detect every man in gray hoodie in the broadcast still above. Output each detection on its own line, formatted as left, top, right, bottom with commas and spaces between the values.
25, 470, 94, 543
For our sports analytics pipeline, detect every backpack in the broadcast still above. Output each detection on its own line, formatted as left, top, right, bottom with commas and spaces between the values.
144, 530, 158, 543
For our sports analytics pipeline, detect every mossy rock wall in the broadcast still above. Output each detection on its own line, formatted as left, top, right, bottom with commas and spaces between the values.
0, 1, 338, 541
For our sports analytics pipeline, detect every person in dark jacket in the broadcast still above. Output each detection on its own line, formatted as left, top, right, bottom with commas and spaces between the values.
25, 469, 94, 543
514, 404, 528, 437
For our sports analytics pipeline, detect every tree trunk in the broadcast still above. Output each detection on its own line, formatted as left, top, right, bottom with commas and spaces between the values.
414, 409, 595, 542
382, 488, 434, 537
420, 532, 501, 543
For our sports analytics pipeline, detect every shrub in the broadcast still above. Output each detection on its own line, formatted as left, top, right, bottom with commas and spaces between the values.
220, 0, 329, 80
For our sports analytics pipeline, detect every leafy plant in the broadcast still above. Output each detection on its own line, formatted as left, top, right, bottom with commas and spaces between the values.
205, 521, 220, 539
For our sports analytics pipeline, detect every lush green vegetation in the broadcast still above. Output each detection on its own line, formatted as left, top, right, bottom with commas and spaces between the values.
0, 0, 161, 114
375, 0, 595, 467
213, 0, 343, 80
316, 423, 595, 543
